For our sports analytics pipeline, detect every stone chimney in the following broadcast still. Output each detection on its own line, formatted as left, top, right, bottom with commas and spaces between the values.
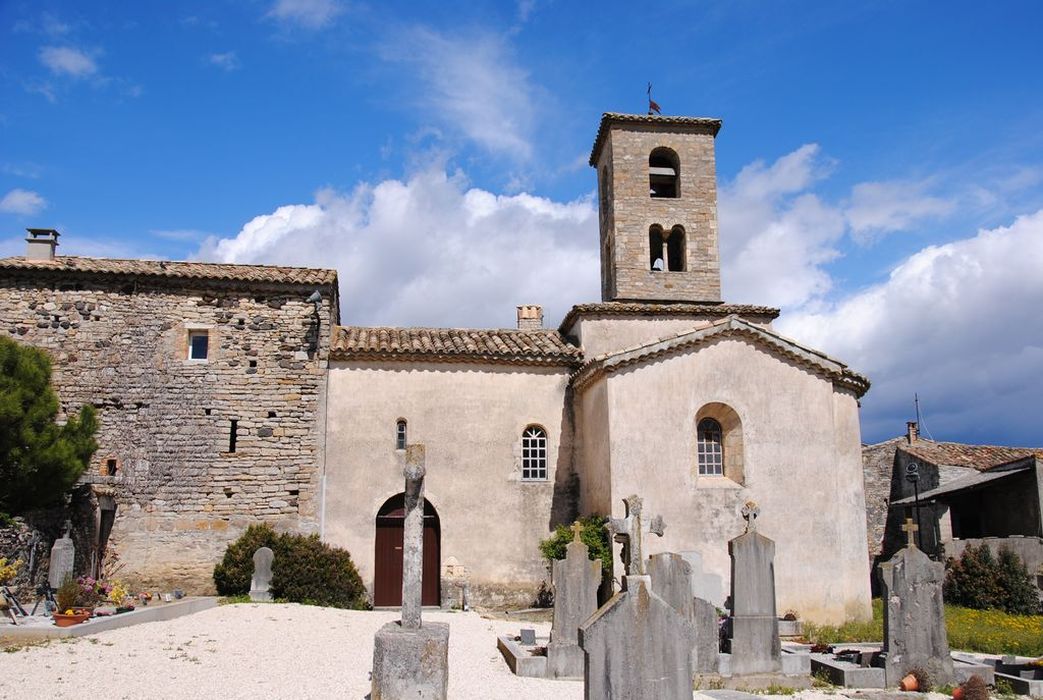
25, 228, 60, 261
516, 305, 543, 330
906, 421, 919, 444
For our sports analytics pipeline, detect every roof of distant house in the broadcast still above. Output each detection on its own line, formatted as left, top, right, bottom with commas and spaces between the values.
589, 112, 723, 166
0, 255, 338, 287
900, 439, 1043, 472
331, 326, 583, 367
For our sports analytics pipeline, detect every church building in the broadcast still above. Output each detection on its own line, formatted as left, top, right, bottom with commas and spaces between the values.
321, 113, 874, 623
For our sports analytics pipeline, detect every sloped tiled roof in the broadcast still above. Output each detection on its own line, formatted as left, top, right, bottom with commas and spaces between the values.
330, 326, 583, 366
589, 112, 723, 165
559, 301, 779, 331
571, 315, 870, 396
900, 440, 1043, 472
0, 255, 337, 287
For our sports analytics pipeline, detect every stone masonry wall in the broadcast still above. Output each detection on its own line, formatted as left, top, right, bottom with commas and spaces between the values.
596, 122, 721, 302
0, 270, 336, 593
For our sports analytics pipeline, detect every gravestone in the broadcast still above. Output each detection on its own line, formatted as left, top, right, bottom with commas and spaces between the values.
649, 552, 719, 674
547, 521, 601, 679
371, 445, 450, 700
680, 549, 725, 607
249, 546, 274, 602
47, 521, 75, 590
879, 518, 955, 687
580, 497, 693, 699
727, 501, 781, 675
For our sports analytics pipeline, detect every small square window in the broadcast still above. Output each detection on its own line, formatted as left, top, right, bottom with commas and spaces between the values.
189, 331, 209, 361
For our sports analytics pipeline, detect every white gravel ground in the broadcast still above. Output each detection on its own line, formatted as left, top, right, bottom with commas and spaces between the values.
0, 604, 965, 700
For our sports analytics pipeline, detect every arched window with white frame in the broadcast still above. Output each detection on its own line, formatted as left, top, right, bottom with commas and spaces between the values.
396, 419, 407, 450
521, 425, 548, 481
697, 417, 724, 475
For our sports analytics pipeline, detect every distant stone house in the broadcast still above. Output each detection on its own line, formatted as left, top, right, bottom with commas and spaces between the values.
0, 229, 339, 591
863, 421, 1043, 594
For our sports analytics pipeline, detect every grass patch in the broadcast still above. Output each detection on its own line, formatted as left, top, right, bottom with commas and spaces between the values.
802, 598, 1043, 655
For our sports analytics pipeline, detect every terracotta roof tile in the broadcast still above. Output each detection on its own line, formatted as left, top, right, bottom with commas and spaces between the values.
0, 255, 337, 287
901, 440, 1043, 472
559, 301, 779, 332
331, 326, 583, 366
590, 112, 723, 166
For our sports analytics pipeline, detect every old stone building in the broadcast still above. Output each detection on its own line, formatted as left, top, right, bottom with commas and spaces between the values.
322, 113, 874, 623
0, 229, 339, 590
864, 421, 1043, 595
3, 113, 878, 623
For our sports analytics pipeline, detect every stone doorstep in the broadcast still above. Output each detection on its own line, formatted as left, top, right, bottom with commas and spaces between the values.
0, 596, 219, 643
495, 634, 549, 679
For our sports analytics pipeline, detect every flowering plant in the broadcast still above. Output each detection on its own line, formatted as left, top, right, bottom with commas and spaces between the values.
76, 575, 113, 606
109, 581, 129, 606
0, 557, 22, 585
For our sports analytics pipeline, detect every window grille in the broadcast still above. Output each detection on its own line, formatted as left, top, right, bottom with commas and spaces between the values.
396, 420, 407, 450
697, 418, 723, 475
521, 426, 548, 481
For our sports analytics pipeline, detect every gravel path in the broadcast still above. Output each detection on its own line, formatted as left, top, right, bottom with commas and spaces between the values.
0, 604, 580, 700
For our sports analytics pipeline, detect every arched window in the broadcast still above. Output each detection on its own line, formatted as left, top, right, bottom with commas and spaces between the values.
649, 148, 680, 198
697, 418, 723, 476
667, 225, 685, 271
521, 425, 548, 481
649, 225, 665, 271
396, 419, 407, 450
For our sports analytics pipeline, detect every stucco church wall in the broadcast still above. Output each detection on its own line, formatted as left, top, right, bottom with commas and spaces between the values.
584, 336, 871, 624
0, 272, 335, 592
323, 360, 574, 608
566, 315, 772, 359
575, 381, 613, 518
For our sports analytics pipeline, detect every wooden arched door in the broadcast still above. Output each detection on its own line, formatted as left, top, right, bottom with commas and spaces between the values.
373, 493, 441, 607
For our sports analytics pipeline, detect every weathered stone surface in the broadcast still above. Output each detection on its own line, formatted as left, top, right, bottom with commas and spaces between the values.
0, 265, 337, 593
371, 620, 449, 700
607, 495, 665, 576
48, 526, 75, 589
547, 524, 600, 679
649, 552, 719, 674
727, 523, 781, 675
680, 549, 724, 607
879, 544, 955, 686
249, 546, 273, 602
579, 575, 694, 700
401, 444, 426, 630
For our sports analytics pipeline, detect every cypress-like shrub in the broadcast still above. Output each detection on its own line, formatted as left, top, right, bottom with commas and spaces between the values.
212, 523, 280, 596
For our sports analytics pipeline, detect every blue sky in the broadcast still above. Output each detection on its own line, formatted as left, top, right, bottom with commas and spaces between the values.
2, 0, 1043, 446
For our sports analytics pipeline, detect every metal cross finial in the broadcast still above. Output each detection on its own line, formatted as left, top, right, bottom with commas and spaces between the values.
607, 495, 665, 576
570, 521, 584, 543
901, 517, 919, 549
741, 500, 760, 532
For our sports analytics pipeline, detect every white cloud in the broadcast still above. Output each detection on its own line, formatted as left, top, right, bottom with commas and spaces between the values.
208, 52, 241, 72
38, 46, 98, 78
0, 189, 47, 216
198, 167, 598, 328
718, 144, 845, 307
381, 28, 537, 161
845, 180, 954, 242
780, 210, 1043, 444
267, 0, 342, 29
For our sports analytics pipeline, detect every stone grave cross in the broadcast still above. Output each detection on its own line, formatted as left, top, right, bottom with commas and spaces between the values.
570, 521, 584, 543
741, 500, 760, 532
607, 495, 665, 577
401, 444, 426, 630
901, 517, 919, 548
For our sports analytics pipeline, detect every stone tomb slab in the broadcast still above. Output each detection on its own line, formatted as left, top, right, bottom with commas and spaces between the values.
547, 526, 600, 680
496, 633, 549, 679
648, 552, 719, 674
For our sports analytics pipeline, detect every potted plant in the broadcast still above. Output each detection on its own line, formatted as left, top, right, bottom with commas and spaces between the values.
52, 576, 91, 627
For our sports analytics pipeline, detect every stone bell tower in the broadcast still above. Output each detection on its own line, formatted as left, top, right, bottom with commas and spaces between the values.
590, 112, 723, 303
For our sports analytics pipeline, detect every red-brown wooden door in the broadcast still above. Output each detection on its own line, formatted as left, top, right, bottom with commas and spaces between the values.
373, 494, 441, 607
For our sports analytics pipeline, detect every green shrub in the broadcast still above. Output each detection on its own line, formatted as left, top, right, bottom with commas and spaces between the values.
944, 544, 1039, 614
213, 525, 368, 609
539, 514, 612, 576
213, 524, 280, 596
272, 534, 367, 609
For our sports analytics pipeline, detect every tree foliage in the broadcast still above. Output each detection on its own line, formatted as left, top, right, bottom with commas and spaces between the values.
539, 514, 613, 576
0, 337, 98, 515
944, 543, 1040, 615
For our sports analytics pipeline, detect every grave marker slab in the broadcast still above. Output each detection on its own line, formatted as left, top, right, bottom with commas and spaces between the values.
249, 546, 274, 602
649, 552, 719, 674
879, 518, 955, 687
547, 521, 600, 679
48, 522, 75, 590
727, 502, 781, 675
